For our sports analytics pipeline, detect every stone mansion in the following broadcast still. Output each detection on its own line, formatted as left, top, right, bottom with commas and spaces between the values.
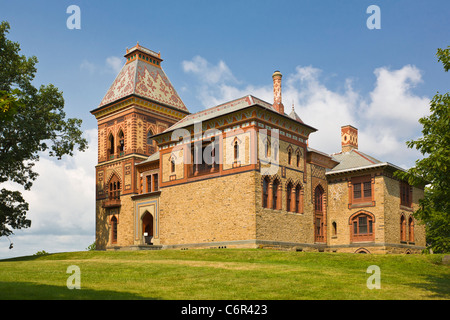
90, 43, 426, 254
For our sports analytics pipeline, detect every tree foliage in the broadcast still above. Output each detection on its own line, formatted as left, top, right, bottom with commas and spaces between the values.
396, 46, 450, 253
0, 21, 88, 237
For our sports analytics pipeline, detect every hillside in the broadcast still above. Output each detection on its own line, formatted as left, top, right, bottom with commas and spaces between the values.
0, 249, 448, 300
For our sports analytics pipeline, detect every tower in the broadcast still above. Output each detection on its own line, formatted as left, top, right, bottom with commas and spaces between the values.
90, 43, 190, 249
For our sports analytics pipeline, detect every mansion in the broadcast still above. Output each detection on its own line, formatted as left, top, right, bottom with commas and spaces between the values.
90, 43, 426, 254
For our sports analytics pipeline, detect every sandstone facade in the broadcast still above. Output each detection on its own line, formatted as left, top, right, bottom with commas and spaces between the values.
91, 44, 426, 254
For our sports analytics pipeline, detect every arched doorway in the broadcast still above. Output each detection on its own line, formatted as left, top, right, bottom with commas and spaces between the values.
142, 211, 154, 245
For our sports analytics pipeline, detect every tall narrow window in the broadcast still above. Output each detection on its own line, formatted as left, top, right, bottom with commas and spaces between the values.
286, 182, 292, 212
147, 129, 157, 155
153, 174, 159, 191
272, 179, 280, 210
171, 158, 176, 173
314, 186, 323, 212
400, 182, 412, 207
146, 175, 152, 193
262, 177, 269, 208
408, 217, 415, 243
265, 139, 271, 158
118, 130, 124, 153
296, 151, 300, 167
111, 216, 118, 244
108, 134, 114, 156
288, 150, 292, 165
400, 215, 407, 242
295, 184, 302, 213
234, 140, 239, 161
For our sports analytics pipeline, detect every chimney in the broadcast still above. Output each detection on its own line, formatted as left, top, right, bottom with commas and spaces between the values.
272, 71, 284, 114
341, 125, 358, 152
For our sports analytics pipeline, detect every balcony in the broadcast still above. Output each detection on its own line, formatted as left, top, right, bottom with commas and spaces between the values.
102, 191, 121, 208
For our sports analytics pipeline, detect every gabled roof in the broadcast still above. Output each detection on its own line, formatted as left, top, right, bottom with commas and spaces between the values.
153, 95, 316, 136
97, 47, 188, 112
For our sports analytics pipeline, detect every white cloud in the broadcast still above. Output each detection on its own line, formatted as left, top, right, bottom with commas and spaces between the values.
182, 56, 429, 168
0, 129, 97, 259
80, 56, 124, 75
106, 56, 124, 74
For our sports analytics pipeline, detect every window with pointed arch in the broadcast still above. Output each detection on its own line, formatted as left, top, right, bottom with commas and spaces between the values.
296, 150, 301, 168
295, 184, 303, 213
118, 130, 124, 153
110, 215, 118, 244
233, 140, 239, 162
108, 175, 121, 201
264, 139, 271, 158
350, 212, 375, 242
314, 185, 324, 213
272, 178, 281, 210
408, 217, 415, 243
147, 129, 157, 154
262, 176, 270, 208
108, 133, 114, 158
400, 214, 407, 242
286, 182, 293, 212
288, 149, 292, 166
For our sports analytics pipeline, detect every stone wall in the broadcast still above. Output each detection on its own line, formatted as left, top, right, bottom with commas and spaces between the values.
159, 171, 257, 245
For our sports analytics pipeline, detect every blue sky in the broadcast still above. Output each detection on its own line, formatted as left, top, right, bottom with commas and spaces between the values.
0, 0, 449, 258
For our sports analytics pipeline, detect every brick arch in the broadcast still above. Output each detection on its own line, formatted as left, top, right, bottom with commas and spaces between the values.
348, 210, 376, 224
354, 248, 371, 254
106, 170, 123, 185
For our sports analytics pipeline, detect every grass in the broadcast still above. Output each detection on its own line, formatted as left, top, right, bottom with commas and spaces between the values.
0, 249, 448, 300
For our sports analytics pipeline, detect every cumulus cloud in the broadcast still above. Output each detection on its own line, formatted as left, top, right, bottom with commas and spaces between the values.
182, 56, 430, 168
0, 129, 97, 259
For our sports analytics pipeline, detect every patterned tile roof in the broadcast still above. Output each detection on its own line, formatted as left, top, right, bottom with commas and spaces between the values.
98, 56, 188, 112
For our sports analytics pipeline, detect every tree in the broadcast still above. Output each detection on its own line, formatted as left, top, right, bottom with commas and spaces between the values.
0, 21, 88, 238
396, 46, 450, 253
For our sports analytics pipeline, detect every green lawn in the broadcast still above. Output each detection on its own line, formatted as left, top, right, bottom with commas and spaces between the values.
0, 249, 448, 300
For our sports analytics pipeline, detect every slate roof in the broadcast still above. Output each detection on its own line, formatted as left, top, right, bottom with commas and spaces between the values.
327, 149, 404, 175
97, 52, 188, 112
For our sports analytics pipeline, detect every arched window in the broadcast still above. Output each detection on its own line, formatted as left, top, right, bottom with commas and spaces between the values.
108, 133, 114, 156
295, 184, 302, 213
408, 217, 415, 243
296, 151, 300, 167
286, 182, 293, 212
170, 157, 176, 173
108, 175, 121, 201
314, 186, 324, 213
332, 221, 337, 236
111, 216, 118, 244
147, 129, 156, 154
272, 178, 280, 210
234, 140, 239, 161
262, 177, 270, 208
265, 139, 271, 158
350, 212, 374, 242
400, 215, 407, 242
118, 130, 124, 153
288, 149, 292, 165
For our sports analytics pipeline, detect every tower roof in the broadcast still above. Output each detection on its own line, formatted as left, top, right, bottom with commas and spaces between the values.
97, 43, 188, 113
